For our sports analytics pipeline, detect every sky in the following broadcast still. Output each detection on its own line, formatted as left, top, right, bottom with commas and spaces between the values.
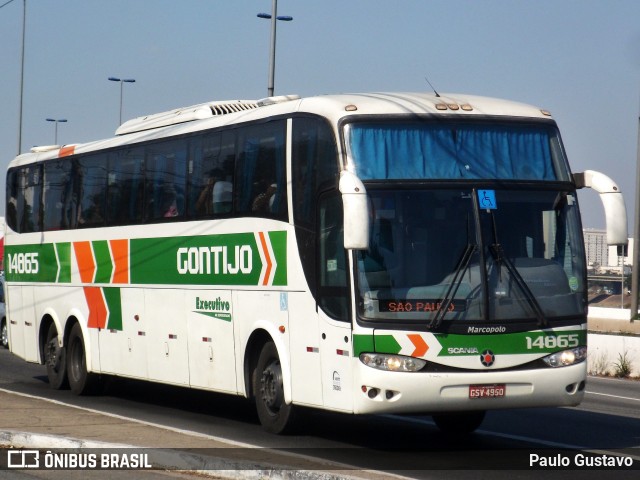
1, 0, 640, 231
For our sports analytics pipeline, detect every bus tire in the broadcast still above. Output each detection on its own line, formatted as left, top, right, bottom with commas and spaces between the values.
67, 323, 100, 395
44, 323, 68, 390
253, 341, 296, 434
1, 318, 9, 349
432, 410, 486, 435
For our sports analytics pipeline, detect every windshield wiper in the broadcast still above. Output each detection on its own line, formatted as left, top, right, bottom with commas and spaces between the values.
429, 243, 476, 329
489, 243, 548, 328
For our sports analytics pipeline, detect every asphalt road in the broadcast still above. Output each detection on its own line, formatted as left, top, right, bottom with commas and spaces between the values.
1, 347, 639, 478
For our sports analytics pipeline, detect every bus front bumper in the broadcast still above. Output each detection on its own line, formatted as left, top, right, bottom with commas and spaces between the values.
352, 361, 587, 415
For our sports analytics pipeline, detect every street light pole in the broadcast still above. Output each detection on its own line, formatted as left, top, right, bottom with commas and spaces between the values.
108, 76, 136, 125
257, 0, 292, 97
17, 0, 26, 155
45, 118, 67, 145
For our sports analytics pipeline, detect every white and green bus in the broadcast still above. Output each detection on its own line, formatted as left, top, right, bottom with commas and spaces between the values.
4, 92, 627, 434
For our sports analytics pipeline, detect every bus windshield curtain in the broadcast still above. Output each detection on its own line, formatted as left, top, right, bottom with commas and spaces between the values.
349, 124, 557, 181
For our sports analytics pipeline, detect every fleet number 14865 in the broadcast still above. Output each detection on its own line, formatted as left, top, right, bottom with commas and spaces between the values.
7, 252, 39, 274
526, 334, 579, 350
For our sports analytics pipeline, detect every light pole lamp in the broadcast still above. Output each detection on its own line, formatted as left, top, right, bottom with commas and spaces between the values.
108, 76, 136, 125
45, 118, 67, 145
257, 0, 292, 97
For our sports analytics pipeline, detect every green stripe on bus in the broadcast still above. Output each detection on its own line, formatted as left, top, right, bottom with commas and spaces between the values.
269, 231, 287, 286
55, 242, 71, 283
93, 240, 113, 284
434, 329, 587, 355
353, 334, 375, 356
103, 287, 123, 331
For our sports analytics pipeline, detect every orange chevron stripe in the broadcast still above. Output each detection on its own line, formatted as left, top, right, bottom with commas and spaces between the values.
84, 287, 107, 329
73, 241, 95, 283
109, 239, 129, 284
258, 232, 272, 286
407, 334, 429, 357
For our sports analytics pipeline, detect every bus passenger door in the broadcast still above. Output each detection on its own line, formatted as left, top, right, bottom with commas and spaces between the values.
319, 314, 353, 412
288, 291, 323, 407
317, 192, 353, 412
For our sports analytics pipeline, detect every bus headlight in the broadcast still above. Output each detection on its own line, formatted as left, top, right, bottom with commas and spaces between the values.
359, 353, 426, 372
542, 346, 587, 367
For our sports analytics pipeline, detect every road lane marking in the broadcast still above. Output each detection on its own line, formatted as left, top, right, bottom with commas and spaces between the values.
387, 414, 640, 462
586, 390, 640, 402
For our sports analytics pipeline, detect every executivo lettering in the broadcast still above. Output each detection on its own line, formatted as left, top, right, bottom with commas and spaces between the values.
196, 296, 231, 312
194, 296, 232, 322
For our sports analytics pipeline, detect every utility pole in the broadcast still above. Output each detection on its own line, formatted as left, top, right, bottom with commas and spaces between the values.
630, 110, 640, 320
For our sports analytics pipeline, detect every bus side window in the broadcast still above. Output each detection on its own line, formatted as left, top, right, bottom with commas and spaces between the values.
292, 117, 340, 298
292, 117, 339, 226
107, 148, 144, 226
318, 192, 349, 321
6, 169, 19, 232
236, 121, 287, 220
16, 165, 43, 233
77, 154, 107, 229
144, 139, 187, 221
189, 131, 235, 217
43, 159, 83, 231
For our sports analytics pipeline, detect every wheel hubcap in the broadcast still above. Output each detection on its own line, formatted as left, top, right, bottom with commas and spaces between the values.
260, 360, 283, 413
45, 339, 61, 371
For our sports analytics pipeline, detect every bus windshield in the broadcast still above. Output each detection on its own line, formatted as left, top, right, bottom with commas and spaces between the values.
346, 120, 585, 325
356, 187, 586, 324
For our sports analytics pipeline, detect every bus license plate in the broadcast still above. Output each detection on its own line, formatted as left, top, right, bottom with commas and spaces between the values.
469, 384, 505, 399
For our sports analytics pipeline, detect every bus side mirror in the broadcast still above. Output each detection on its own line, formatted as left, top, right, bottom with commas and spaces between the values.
339, 171, 369, 250
573, 170, 628, 246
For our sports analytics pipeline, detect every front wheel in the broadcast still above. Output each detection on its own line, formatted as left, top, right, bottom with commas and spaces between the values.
432, 410, 486, 435
67, 323, 100, 395
253, 341, 296, 434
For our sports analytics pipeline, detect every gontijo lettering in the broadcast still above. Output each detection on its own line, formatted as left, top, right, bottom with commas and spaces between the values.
177, 245, 252, 275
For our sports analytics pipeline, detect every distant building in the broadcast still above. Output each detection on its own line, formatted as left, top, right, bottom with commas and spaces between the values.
583, 228, 632, 273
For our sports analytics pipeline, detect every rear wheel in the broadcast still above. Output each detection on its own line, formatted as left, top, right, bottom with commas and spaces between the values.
1, 319, 8, 348
253, 341, 296, 434
67, 323, 100, 395
44, 323, 68, 389
432, 410, 486, 435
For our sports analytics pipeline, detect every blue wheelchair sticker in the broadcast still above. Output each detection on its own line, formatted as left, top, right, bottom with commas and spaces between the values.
478, 190, 497, 210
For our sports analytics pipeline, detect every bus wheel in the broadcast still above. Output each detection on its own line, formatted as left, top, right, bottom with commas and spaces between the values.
253, 341, 296, 434
1, 319, 9, 349
44, 323, 68, 389
67, 323, 100, 395
432, 410, 486, 435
